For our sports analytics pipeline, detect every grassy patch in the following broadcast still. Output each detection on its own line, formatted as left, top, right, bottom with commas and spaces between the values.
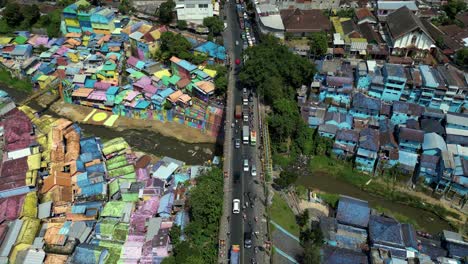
269, 192, 300, 237
374, 206, 421, 230
319, 192, 340, 209
0, 68, 32, 92
308, 155, 462, 229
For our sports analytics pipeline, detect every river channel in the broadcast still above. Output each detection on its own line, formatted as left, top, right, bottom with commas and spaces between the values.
2, 86, 219, 165
297, 173, 453, 234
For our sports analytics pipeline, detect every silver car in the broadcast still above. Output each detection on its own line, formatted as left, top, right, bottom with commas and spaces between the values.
243, 159, 249, 172
251, 165, 257, 177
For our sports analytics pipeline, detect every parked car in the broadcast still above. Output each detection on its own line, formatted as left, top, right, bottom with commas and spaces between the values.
251, 165, 257, 177
243, 159, 249, 172
244, 232, 252, 248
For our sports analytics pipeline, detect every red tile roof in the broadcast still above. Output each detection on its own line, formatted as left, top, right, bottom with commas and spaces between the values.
280, 9, 331, 33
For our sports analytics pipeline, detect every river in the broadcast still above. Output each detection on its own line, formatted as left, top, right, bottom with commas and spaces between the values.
297, 173, 453, 234
2, 86, 219, 165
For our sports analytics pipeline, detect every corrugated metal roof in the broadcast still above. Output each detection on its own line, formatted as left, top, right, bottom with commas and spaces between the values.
38, 201, 52, 219
0, 219, 23, 257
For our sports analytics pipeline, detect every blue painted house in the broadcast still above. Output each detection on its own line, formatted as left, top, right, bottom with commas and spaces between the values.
369, 215, 418, 262
446, 113, 468, 147
335, 196, 370, 229
418, 64, 439, 108
350, 93, 381, 119
398, 127, 424, 153
319, 76, 353, 106
194, 41, 226, 63
10, 44, 33, 61
333, 129, 360, 158
381, 63, 407, 102
390, 101, 424, 126
321, 246, 368, 264
318, 124, 338, 139
355, 128, 380, 173
324, 112, 353, 130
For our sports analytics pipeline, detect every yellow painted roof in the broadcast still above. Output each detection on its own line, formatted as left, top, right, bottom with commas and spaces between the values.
0, 37, 12, 45
203, 68, 217, 78
154, 69, 171, 79
37, 75, 49, 81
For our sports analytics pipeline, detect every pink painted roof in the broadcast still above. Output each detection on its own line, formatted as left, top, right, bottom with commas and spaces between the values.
122, 235, 145, 261
56, 46, 70, 56
125, 91, 140, 101
36, 36, 49, 46
0, 195, 25, 223
136, 168, 149, 182
87, 90, 107, 101
127, 56, 139, 68
143, 84, 157, 95
94, 82, 111, 91
3, 109, 34, 152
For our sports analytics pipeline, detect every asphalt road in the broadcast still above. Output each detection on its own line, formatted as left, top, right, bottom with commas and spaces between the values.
224, 1, 264, 263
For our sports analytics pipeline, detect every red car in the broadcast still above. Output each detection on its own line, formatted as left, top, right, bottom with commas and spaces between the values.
235, 58, 241, 65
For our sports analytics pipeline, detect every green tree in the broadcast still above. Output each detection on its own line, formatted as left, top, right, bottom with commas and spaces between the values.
159, 31, 193, 61
455, 47, 468, 68
157, 0, 176, 24
177, 19, 188, 30
118, 0, 132, 15
4, 2, 23, 27
206, 64, 228, 96
309, 32, 328, 58
296, 210, 310, 227
302, 243, 321, 263
443, 0, 466, 20
203, 16, 224, 35
335, 8, 355, 18
169, 225, 182, 248
273, 170, 298, 189
192, 53, 208, 65
22, 4, 41, 28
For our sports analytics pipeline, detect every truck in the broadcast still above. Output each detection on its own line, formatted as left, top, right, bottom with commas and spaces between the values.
242, 125, 249, 144
235, 105, 242, 119
230, 245, 240, 264
250, 130, 256, 146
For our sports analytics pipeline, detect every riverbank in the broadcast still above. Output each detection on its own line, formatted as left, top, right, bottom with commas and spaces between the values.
297, 155, 466, 234
48, 99, 217, 144
0, 68, 32, 93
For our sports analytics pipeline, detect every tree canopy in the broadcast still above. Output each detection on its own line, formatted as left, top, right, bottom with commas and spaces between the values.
206, 64, 228, 96
158, 31, 193, 61
443, 0, 466, 20
4, 2, 24, 27
309, 32, 328, 58
157, 0, 176, 24
203, 16, 224, 35
162, 168, 224, 264
177, 19, 188, 30
455, 48, 468, 68
239, 35, 315, 154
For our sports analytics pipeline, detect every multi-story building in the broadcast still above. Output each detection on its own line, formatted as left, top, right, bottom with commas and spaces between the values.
175, 0, 213, 24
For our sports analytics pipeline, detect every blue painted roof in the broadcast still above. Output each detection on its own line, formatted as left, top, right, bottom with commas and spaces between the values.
194, 41, 226, 60
158, 88, 175, 98
86, 163, 106, 174
157, 192, 175, 216
336, 196, 370, 228
352, 93, 381, 111
80, 137, 100, 154
422, 132, 447, 152
321, 246, 368, 264
447, 241, 468, 259
85, 79, 97, 88
419, 65, 439, 88
176, 59, 197, 72
106, 86, 119, 95
369, 215, 404, 247
134, 100, 150, 109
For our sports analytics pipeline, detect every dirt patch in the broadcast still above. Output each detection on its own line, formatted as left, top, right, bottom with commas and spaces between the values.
49, 101, 217, 144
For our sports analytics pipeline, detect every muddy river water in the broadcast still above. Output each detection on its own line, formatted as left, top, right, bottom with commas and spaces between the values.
3, 86, 218, 165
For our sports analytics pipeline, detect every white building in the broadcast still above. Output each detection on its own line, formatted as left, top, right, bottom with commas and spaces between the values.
175, 0, 213, 24
255, 3, 285, 39
386, 6, 434, 58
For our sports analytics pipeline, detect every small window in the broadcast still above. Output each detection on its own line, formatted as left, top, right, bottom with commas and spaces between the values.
411, 35, 417, 44
199, 3, 208, 8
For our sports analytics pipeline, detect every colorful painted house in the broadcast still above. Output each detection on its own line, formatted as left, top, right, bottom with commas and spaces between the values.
319, 76, 353, 106
10, 44, 32, 61
350, 93, 382, 119
193, 41, 226, 63
381, 63, 407, 102
333, 129, 362, 158
390, 101, 424, 125
355, 128, 380, 173
90, 7, 115, 35
62, 0, 92, 33
398, 127, 424, 153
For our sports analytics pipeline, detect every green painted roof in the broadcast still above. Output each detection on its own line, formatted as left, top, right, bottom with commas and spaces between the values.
14, 36, 28, 45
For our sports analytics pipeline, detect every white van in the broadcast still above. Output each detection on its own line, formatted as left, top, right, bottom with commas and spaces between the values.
233, 199, 240, 214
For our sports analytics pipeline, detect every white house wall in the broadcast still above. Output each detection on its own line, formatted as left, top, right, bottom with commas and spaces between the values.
393, 31, 433, 50
176, 0, 213, 22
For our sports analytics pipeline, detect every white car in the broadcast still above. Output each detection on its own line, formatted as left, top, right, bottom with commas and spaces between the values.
233, 199, 240, 214
251, 165, 257, 177
243, 159, 249, 172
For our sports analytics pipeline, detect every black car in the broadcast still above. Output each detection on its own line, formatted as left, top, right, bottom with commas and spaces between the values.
244, 232, 252, 248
